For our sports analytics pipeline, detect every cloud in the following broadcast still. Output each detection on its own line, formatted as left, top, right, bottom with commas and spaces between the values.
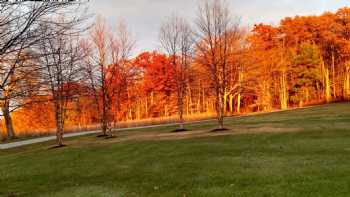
88, 0, 350, 52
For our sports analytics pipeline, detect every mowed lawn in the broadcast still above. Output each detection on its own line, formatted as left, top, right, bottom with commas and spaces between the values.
1, 103, 350, 197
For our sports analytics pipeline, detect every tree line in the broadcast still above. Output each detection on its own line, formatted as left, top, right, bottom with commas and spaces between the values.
1, 0, 350, 146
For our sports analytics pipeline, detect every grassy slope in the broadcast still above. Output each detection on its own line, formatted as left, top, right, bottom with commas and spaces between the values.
1, 103, 350, 197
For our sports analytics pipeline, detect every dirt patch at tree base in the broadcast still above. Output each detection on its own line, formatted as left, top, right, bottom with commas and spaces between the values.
67, 125, 304, 148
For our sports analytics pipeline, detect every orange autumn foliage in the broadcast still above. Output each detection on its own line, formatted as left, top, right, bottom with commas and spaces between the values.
4, 7, 350, 137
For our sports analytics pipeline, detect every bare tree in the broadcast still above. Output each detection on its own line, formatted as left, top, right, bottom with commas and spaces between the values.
85, 18, 134, 137
38, 17, 87, 147
195, 0, 241, 130
0, 1, 87, 139
159, 15, 194, 131
0, 50, 41, 139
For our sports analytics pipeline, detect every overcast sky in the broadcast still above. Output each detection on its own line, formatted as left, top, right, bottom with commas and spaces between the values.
89, 0, 350, 53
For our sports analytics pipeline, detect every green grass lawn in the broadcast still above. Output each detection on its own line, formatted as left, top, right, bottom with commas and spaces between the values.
1, 103, 350, 197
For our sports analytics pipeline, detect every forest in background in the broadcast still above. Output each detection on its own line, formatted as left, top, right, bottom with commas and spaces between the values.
1, 1, 350, 145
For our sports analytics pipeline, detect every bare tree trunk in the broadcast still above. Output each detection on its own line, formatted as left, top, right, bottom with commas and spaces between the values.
343, 65, 350, 100
237, 93, 241, 114
54, 102, 64, 146
177, 89, 185, 130
101, 93, 109, 136
325, 68, 331, 103
188, 85, 193, 115
321, 59, 331, 103
197, 97, 200, 113
151, 91, 154, 105
2, 100, 15, 139
217, 90, 225, 130
137, 100, 141, 120
229, 95, 234, 114
101, 114, 108, 136
280, 70, 288, 110
224, 89, 228, 114
332, 51, 336, 99
145, 96, 148, 118
179, 103, 185, 130
186, 95, 189, 116
202, 85, 206, 112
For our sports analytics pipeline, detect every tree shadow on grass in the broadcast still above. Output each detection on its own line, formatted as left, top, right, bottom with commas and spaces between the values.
96, 134, 109, 138
105, 135, 117, 139
211, 128, 230, 132
171, 128, 190, 133
96, 133, 117, 140
48, 144, 67, 150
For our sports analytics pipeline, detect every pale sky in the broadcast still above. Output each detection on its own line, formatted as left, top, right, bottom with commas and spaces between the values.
89, 0, 350, 53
